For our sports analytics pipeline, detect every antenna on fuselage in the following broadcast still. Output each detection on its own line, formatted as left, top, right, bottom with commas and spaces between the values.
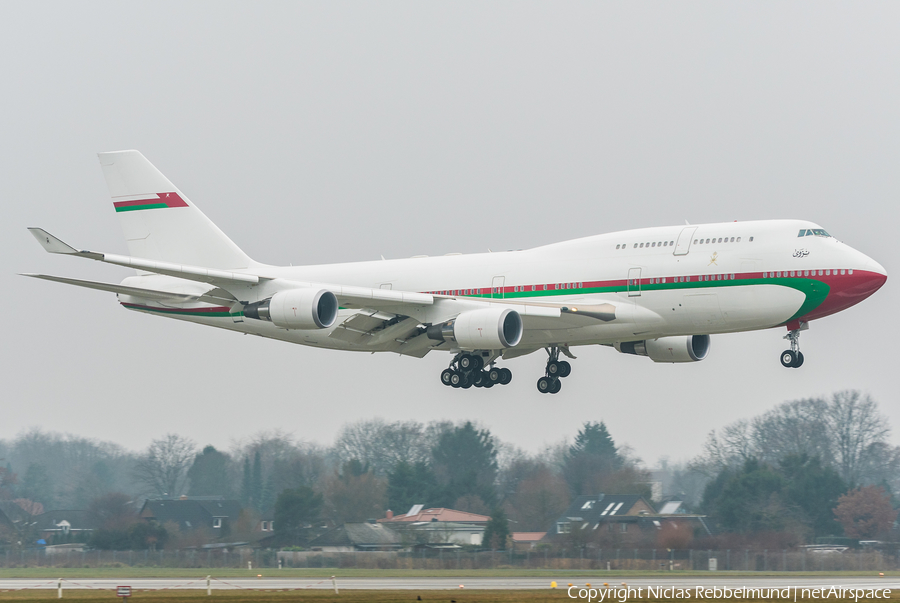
684, 220, 691, 225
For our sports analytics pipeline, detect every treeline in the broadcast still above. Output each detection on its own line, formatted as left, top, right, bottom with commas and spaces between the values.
2, 390, 899, 550
688, 391, 900, 546
0, 419, 646, 538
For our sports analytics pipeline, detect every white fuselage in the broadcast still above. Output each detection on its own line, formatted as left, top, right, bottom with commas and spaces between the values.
119, 219, 886, 356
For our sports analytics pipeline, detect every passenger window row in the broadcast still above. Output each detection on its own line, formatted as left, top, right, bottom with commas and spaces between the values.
693, 236, 754, 244
615, 236, 756, 250
764, 269, 852, 278
615, 241, 675, 250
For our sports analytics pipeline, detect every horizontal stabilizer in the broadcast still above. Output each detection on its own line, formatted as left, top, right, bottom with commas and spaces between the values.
21, 274, 236, 305
28, 228, 101, 259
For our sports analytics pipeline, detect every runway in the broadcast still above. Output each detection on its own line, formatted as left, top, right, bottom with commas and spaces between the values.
1, 576, 898, 591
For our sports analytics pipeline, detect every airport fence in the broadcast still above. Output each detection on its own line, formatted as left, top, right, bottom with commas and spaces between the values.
0, 547, 897, 572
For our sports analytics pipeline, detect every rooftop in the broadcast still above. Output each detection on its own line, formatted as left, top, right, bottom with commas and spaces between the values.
378, 507, 490, 524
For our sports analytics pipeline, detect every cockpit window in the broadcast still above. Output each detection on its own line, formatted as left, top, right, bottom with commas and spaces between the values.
798, 228, 831, 237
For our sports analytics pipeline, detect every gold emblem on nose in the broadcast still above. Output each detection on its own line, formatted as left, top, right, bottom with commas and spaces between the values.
709, 252, 718, 266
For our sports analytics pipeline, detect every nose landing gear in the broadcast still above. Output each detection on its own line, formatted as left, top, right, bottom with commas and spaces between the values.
537, 346, 572, 394
780, 324, 806, 368
440, 352, 511, 389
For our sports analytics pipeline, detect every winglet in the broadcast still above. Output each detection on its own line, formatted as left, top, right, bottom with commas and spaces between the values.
27, 228, 103, 260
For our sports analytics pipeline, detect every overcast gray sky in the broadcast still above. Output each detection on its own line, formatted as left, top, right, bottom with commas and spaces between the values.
2, 2, 897, 466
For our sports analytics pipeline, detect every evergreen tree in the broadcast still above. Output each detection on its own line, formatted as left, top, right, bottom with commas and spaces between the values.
20, 463, 54, 508
706, 458, 787, 533
187, 446, 232, 497
241, 456, 252, 507
562, 421, 624, 495
779, 454, 847, 537
274, 486, 323, 544
387, 461, 443, 512
481, 508, 511, 550
431, 422, 498, 505
251, 451, 264, 511
568, 422, 621, 464
260, 474, 276, 515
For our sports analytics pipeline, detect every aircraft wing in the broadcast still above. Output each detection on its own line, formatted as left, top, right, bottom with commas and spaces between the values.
21, 274, 237, 306
28, 227, 622, 330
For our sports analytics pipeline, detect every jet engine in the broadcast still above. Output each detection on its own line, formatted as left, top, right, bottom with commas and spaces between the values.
427, 307, 523, 350
243, 289, 339, 330
615, 335, 710, 363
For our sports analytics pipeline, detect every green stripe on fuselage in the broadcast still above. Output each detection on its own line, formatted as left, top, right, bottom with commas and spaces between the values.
469, 278, 830, 322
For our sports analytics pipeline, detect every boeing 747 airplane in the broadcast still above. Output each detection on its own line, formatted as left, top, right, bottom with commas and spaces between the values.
25, 151, 887, 393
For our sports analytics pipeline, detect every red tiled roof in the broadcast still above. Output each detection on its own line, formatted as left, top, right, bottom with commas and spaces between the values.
512, 532, 546, 542
378, 508, 489, 523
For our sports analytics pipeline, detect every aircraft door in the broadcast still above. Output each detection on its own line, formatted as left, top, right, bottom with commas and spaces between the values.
673, 227, 698, 256
492, 276, 505, 299
627, 267, 642, 297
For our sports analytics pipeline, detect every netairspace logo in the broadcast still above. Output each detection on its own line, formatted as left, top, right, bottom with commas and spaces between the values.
567, 585, 892, 602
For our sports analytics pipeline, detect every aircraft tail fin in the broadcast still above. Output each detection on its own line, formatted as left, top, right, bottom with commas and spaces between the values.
98, 150, 252, 269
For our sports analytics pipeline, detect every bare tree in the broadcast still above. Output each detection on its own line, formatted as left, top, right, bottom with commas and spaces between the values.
333, 419, 430, 476
690, 420, 754, 477
824, 390, 893, 487
132, 434, 196, 497
691, 390, 900, 490
750, 397, 831, 464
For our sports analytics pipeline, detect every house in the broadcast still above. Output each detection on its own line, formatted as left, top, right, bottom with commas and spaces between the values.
543, 494, 658, 543
308, 522, 403, 552
544, 494, 714, 547
0, 501, 31, 531
511, 532, 546, 550
378, 505, 489, 546
378, 505, 490, 525
33, 510, 98, 542
139, 497, 242, 533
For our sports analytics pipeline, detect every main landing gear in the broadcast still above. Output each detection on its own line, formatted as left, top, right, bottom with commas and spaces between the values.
780, 324, 806, 368
536, 346, 572, 394
440, 352, 512, 389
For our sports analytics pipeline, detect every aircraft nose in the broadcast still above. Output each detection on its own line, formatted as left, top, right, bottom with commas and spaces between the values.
846, 255, 887, 302
866, 257, 887, 279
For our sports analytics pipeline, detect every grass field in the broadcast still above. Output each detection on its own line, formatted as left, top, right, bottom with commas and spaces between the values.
1, 590, 565, 602
0, 568, 897, 579
1, 589, 899, 603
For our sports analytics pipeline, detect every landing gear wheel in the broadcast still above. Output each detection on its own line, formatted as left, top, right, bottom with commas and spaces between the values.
488, 367, 502, 384
473, 371, 486, 387
549, 378, 562, 394
471, 355, 484, 371
558, 361, 571, 378
780, 350, 797, 368
794, 352, 804, 368
482, 378, 494, 388
450, 371, 463, 388
547, 361, 561, 376
537, 377, 552, 393
461, 373, 474, 389
459, 354, 475, 370
441, 369, 454, 386
499, 367, 512, 385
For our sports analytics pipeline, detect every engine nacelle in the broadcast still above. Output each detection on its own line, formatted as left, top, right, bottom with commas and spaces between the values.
615, 335, 710, 363
427, 307, 523, 350
243, 289, 339, 330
